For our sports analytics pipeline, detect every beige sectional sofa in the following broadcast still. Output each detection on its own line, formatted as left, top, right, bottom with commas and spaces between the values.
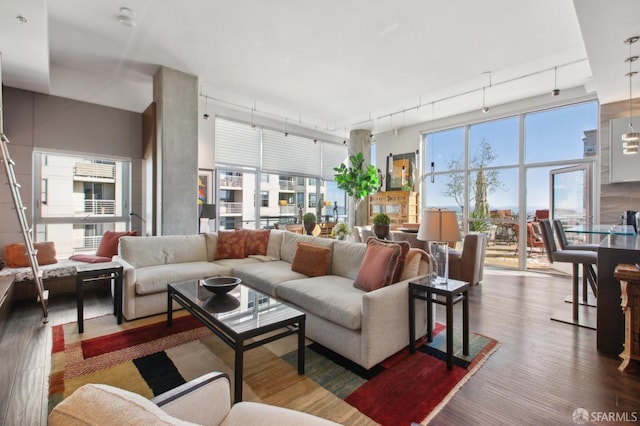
116, 230, 429, 369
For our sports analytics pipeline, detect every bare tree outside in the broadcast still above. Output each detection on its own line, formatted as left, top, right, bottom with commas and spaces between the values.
442, 138, 507, 230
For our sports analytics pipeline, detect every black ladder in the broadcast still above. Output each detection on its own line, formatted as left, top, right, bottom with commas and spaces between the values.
0, 111, 48, 323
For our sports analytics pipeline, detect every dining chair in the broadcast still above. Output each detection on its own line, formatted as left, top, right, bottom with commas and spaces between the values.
538, 220, 597, 326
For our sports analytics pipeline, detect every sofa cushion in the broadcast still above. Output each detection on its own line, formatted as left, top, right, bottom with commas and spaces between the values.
291, 243, 331, 277
213, 257, 262, 269
232, 261, 307, 297
277, 276, 364, 330
280, 232, 334, 270
370, 238, 410, 283
69, 254, 112, 263
216, 230, 248, 260
330, 241, 367, 281
245, 229, 271, 256
266, 230, 284, 260
5, 241, 58, 267
135, 262, 231, 295
48, 383, 196, 426
96, 230, 137, 258
353, 239, 401, 292
120, 235, 207, 268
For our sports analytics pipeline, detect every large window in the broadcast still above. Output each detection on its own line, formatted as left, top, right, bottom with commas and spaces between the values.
33, 152, 130, 258
214, 117, 348, 230
423, 100, 598, 271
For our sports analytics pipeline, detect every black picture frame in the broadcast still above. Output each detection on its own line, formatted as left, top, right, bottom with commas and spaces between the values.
386, 152, 416, 191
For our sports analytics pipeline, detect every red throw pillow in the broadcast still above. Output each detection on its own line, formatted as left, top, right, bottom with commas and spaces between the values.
291, 242, 331, 277
370, 238, 410, 283
96, 231, 137, 258
215, 230, 248, 260
245, 229, 271, 256
354, 239, 401, 292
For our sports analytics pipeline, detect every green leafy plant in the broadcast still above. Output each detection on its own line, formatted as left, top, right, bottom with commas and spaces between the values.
303, 212, 316, 223
333, 152, 379, 210
372, 213, 391, 226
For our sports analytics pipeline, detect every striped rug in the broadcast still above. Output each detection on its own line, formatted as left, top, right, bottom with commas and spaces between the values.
49, 312, 498, 425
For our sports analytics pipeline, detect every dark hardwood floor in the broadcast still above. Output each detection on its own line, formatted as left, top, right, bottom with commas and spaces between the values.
1, 269, 639, 425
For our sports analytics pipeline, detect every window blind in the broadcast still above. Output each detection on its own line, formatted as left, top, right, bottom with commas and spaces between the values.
262, 129, 321, 175
214, 118, 261, 168
321, 143, 348, 180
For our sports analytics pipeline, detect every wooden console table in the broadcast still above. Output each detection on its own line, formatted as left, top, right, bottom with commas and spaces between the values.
614, 263, 640, 372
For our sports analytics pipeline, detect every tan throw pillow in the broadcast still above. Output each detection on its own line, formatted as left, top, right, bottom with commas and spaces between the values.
354, 239, 402, 292
291, 242, 331, 277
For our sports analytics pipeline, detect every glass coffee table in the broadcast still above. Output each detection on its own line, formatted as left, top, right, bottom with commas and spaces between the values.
167, 279, 306, 402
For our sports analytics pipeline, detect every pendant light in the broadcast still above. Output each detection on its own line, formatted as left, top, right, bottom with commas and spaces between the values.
551, 66, 560, 96
622, 36, 639, 154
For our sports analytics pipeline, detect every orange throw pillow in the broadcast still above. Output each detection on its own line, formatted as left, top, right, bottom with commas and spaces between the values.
291, 242, 331, 277
354, 239, 401, 292
245, 229, 271, 256
370, 238, 410, 283
5, 241, 58, 267
96, 231, 137, 258
215, 230, 248, 260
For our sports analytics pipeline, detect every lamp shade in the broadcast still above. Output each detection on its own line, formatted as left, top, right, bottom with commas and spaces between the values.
199, 203, 216, 219
417, 209, 461, 242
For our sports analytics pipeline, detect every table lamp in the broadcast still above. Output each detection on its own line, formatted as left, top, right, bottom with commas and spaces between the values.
199, 203, 216, 233
417, 208, 461, 283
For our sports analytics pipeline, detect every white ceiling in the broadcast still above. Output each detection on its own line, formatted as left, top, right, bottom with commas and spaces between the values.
0, 0, 638, 137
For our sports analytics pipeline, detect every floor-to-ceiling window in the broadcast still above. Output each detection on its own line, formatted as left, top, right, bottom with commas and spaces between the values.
423, 100, 598, 271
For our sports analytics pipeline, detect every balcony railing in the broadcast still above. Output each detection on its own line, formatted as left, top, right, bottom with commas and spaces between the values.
219, 201, 243, 215
220, 175, 243, 188
73, 235, 102, 251
279, 205, 297, 215
77, 200, 116, 215
279, 180, 295, 191
74, 162, 115, 180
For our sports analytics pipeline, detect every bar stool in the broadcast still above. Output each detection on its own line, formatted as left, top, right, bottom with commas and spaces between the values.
539, 220, 597, 328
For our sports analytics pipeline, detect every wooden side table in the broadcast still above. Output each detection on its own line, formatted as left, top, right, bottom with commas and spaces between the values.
76, 262, 123, 333
614, 263, 640, 372
409, 276, 470, 370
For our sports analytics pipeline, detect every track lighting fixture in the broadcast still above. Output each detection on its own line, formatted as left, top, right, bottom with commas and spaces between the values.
284, 118, 288, 137
388, 153, 394, 173
551, 66, 560, 96
202, 96, 210, 120
622, 36, 640, 154
481, 72, 491, 113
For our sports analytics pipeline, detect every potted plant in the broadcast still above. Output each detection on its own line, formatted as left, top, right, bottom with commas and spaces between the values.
372, 213, 391, 239
302, 212, 317, 235
333, 152, 379, 226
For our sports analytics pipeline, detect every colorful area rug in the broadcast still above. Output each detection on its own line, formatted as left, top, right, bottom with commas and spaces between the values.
49, 312, 498, 425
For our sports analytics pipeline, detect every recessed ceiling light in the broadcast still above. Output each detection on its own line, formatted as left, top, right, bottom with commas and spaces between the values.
16, 15, 28, 24
119, 7, 136, 18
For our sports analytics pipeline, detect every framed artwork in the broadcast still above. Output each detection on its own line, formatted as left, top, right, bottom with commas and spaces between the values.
198, 169, 214, 204
386, 152, 416, 191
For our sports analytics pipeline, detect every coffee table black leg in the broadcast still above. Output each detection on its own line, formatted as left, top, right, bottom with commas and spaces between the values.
234, 343, 244, 403
409, 288, 416, 353
446, 293, 453, 370
298, 319, 305, 375
77, 274, 84, 333
167, 289, 173, 327
115, 272, 123, 325
463, 290, 469, 356
427, 292, 433, 343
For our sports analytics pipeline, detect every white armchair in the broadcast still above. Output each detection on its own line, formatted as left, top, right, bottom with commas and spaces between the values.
49, 372, 340, 426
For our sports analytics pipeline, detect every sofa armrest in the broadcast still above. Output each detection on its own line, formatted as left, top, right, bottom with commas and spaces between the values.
152, 372, 231, 425
360, 280, 427, 369
113, 255, 136, 286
